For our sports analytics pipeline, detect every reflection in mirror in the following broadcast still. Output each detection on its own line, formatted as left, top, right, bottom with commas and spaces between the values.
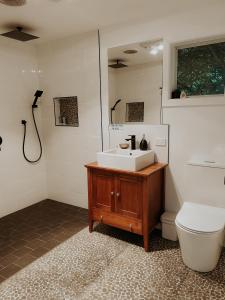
108, 39, 163, 124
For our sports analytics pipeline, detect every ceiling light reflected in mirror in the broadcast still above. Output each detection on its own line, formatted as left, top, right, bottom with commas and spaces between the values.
149, 42, 164, 55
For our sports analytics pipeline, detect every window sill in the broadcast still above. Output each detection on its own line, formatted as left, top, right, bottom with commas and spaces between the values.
163, 95, 225, 108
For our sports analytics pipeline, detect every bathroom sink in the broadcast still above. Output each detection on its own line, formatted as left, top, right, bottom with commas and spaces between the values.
97, 148, 155, 171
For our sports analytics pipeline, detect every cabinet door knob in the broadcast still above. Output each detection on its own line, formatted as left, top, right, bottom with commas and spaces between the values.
116, 192, 120, 198
129, 224, 132, 231
100, 215, 103, 223
111, 191, 114, 196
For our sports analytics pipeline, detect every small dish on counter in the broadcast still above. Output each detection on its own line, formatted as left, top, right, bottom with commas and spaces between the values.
119, 143, 129, 149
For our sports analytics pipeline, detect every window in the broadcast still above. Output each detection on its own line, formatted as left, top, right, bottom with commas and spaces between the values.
176, 41, 225, 96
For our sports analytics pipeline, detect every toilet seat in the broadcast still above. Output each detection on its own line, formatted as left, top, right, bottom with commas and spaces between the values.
176, 202, 225, 234
175, 221, 221, 235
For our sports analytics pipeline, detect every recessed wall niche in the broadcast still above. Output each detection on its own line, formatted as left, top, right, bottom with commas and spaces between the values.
53, 96, 79, 127
126, 102, 144, 122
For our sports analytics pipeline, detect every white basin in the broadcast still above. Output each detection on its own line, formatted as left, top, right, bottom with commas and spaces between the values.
97, 148, 155, 171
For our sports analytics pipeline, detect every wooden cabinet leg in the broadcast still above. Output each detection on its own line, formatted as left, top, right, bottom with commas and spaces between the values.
144, 233, 149, 252
89, 220, 94, 233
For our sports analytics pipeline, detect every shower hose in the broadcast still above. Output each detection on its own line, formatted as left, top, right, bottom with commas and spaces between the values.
22, 107, 42, 163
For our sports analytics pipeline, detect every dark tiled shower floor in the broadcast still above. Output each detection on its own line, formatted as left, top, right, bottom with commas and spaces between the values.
0, 199, 88, 282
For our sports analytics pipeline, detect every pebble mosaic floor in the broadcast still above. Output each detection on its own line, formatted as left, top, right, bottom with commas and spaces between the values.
0, 223, 224, 300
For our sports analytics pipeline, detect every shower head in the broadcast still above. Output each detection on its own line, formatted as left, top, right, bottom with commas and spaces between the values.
1, 27, 39, 42
0, 0, 26, 6
34, 90, 43, 98
109, 60, 127, 69
32, 90, 43, 108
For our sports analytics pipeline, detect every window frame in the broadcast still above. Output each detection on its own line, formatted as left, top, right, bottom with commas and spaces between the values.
162, 37, 225, 108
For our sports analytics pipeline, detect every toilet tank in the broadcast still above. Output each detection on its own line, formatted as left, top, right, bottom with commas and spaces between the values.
183, 159, 225, 209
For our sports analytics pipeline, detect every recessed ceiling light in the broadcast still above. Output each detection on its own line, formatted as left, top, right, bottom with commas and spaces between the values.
158, 43, 164, 51
149, 47, 158, 55
123, 49, 138, 54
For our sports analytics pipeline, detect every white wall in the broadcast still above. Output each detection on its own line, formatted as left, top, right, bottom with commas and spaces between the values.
1, 1, 225, 218
0, 39, 47, 218
163, 106, 225, 211
37, 32, 102, 208
108, 62, 162, 124
100, 2, 225, 212
32, 2, 225, 212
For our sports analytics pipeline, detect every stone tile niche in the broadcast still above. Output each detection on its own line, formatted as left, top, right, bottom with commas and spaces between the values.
126, 102, 144, 122
54, 96, 79, 127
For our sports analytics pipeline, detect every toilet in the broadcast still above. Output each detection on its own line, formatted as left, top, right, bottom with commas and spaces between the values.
175, 202, 225, 272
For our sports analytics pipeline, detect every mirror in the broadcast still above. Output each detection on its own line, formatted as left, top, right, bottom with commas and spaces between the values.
108, 39, 163, 124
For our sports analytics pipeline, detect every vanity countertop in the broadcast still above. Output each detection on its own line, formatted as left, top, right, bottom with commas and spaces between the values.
85, 162, 168, 177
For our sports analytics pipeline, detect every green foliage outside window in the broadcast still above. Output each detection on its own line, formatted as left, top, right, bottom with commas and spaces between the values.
177, 41, 225, 96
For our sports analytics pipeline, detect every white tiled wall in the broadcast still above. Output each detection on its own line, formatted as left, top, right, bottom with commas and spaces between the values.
1, 2, 225, 219
0, 39, 47, 218
37, 32, 101, 209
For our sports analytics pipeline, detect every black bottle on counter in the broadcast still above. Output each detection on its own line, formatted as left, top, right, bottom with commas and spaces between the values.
140, 134, 148, 151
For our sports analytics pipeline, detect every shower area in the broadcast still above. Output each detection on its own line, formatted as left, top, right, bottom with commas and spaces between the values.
0, 42, 47, 219
0, 29, 101, 219
0, 25, 95, 281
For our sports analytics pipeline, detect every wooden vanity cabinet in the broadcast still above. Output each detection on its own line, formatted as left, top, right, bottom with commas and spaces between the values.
85, 162, 167, 251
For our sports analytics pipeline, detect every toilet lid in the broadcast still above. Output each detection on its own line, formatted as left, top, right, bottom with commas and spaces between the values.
176, 202, 225, 233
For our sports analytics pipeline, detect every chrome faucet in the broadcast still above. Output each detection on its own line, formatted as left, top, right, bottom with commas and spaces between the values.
125, 135, 136, 150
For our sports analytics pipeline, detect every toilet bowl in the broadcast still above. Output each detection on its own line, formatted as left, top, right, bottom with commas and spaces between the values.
175, 202, 225, 272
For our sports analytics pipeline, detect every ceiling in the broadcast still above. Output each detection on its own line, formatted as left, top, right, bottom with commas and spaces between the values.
0, 0, 219, 44
108, 40, 163, 67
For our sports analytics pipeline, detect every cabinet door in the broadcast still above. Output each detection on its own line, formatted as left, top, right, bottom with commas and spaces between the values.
115, 175, 142, 219
92, 171, 115, 212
